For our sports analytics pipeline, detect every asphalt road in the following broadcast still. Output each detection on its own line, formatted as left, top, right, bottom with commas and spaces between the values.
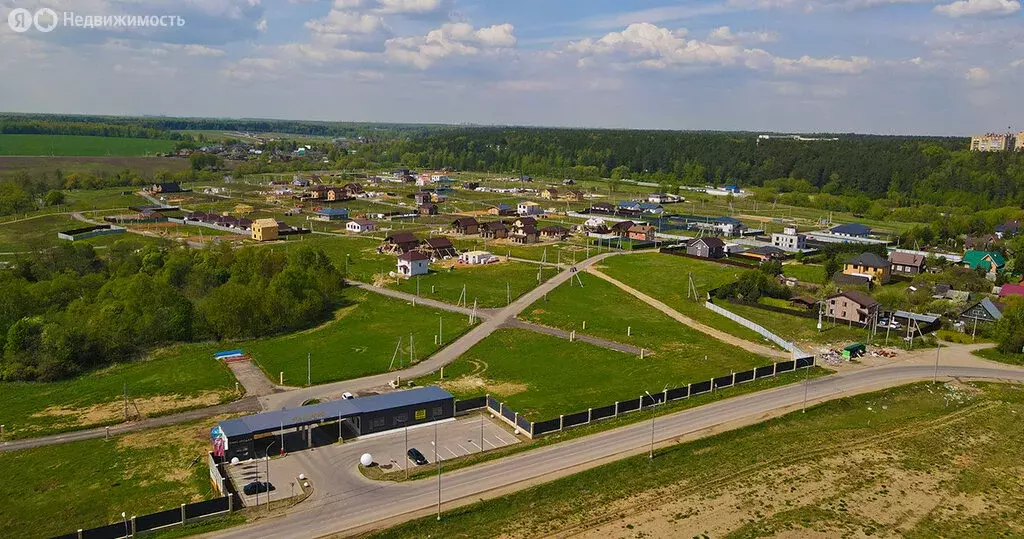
213, 360, 1024, 539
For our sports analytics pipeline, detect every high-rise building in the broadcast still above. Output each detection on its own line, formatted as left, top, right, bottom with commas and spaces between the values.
971, 133, 1014, 152
1017, 132, 1024, 151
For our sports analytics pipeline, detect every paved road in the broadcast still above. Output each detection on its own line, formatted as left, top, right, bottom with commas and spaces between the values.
502, 318, 646, 355
212, 355, 1024, 539
260, 252, 623, 411
0, 397, 260, 453
587, 267, 790, 359
348, 280, 490, 319
228, 360, 279, 398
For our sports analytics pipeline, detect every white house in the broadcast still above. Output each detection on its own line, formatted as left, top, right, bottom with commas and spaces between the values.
346, 219, 376, 233
397, 251, 430, 276
459, 250, 499, 265
517, 201, 543, 216
772, 226, 807, 252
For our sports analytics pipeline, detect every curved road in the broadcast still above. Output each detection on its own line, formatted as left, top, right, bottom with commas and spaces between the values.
213, 358, 1024, 539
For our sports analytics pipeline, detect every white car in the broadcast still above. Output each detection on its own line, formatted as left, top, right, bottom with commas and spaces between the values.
342, 392, 354, 400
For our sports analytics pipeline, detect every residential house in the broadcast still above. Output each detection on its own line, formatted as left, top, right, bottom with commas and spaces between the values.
510, 225, 538, 244
627, 225, 656, 242
639, 203, 664, 215
384, 232, 421, 254
826, 290, 880, 326
610, 220, 636, 237
995, 220, 1020, 239
396, 251, 430, 277
562, 178, 575, 185
962, 250, 1006, 277
292, 178, 310, 187
889, 251, 926, 275
341, 183, 364, 196
618, 201, 642, 213
843, 252, 892, 284
539, 226, 571, 240
423, 237, 458, 259
459, 251, 499, 265
832, 272, 874, 288
964, 234, 998, 251
564, 190, 585, 202
999, 283, 1024, 299
790, 296, 819, 310
714, 216, 746, 237
583, 217, 609, 234
314, 208, 350, 221
346, 219, 376, 233
430, 193, 447, 203
541, 188, 560, 200
591, 202, 615, 214
480, 221, 509, 239
772, 226, 807, 252
462, 182, 480, 191
488, 204, 515, 216
451, 217, 480, 235
648, 193, 671, 204
517, 201, 543, 216
687, 237, 726, 259
830, 223, 872, 238
251, 218, 279, 242
513, 217, 538, 229
746, 245, 786, 262
419, 203, 439, 216
153, 182, 183, 193
414, 192, 433, 205
959, 297, 1003, 327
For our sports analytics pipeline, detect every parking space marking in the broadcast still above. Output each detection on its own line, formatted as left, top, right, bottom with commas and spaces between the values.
483, 437, 498, 449
493, 432, 516, 445
456, 442, 471, 455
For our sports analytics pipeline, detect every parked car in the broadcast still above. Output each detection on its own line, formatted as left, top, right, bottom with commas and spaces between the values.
407, 448, 428, 466
342, 392, 354, 400
243, 481, 274, 495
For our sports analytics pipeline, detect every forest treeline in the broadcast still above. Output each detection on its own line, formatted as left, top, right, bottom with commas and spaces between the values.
0, 240, 345, 381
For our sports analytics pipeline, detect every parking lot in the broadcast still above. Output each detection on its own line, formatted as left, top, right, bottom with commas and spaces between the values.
225, 413, 521, 506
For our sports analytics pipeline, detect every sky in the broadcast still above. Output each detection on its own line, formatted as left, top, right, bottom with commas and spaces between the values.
0, 0, 1022, 134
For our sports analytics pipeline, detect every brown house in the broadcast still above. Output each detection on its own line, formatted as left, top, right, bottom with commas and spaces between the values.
889, 251, 926, 275
422, 237, 459, 259
610, 220, 635, 237
419, 203, 439, 216
843, 252, 891, 284
627, 225, 656, 241
564, 190, 585, 202
384, 231, 421, 254
481, 221, 509, 239
686, 237, 725, 259
452, 217, 480, 235
511, 225, 538, 244
826, 290, 880, 326
513, 217, 537, 229
539, 226, 570, 240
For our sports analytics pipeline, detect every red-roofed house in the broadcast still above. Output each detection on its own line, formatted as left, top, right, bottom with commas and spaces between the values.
999, 283, 1024, 299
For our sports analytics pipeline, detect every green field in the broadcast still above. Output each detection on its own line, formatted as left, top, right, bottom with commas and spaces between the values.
782, 261, 826, 283
522, 272, 769, 366
596, 253, 772, 343
249, 289, 475, 386
423, 328, 767, 421
387, 261, 559, 309
0, 215, 169, 253
0, 418, 225, 539
0, 134, 177, 156
0, 348, 237, 440
721, 300, 874, 345
374, 382, 1024, 538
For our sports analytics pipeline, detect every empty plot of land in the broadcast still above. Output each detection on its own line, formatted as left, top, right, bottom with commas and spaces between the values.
0, 134, 177, 156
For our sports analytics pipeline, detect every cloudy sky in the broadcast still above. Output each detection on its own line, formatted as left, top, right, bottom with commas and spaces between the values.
1, 0, 1022, 134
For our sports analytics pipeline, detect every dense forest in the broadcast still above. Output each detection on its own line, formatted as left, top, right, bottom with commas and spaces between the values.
0, 240, 345, 381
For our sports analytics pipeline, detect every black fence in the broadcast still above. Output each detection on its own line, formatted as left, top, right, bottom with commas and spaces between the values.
455, 396, 487, 414
52, 494, 236, 539
484, 396, 535, 437
526, 357, 816, 438
516, 415, 532, 433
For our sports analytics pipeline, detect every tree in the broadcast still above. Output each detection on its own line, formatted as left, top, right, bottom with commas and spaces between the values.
995, 298, 1024, 354
43, 189, 65, 206
610, 165, 630, 180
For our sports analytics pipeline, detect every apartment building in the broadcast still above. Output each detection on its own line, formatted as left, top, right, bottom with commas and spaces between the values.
970, 133, 1014, 152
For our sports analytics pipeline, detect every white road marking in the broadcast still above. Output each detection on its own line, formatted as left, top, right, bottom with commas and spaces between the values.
483, 437, 498, 449
456, 443, 471, 455
447, 447, 459, 458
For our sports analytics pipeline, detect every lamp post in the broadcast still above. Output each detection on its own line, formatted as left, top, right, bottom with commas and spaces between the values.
933, 335, 941, 384
121, 512, 128, 538
434, 423, 442, 521
644, 391, 656, 460
266, 439, 278, 511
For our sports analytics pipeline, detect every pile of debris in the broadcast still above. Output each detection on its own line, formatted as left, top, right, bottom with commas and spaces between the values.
819, 348, 845, 366
870, 348, 899, 358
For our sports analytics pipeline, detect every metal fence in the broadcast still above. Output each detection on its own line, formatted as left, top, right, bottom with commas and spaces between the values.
455, 396, 487, 414
51, 493, 239, 539
704, 300, 808, 356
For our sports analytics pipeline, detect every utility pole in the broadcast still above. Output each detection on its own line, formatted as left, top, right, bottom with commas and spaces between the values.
436, 423, 442, 521
307, 352, 311, 387
405, 422, 409, 480
123, 382, 128, 421
933, 337, 941, 384
802, 359, 810, 412
439, 316, 443, 346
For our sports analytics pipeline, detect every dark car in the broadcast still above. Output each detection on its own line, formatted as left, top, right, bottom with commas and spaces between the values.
243, 481, 274, 495
407, 448, 428, 466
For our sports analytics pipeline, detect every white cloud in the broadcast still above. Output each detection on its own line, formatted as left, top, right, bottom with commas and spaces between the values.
965, 66, 992, 83
934, 0, 1021, 17
386, 23, 517, 68
375, 0, 443, 14
1012, 59, 1024, 68
708, 26, 779, 44
774, 55, 872, 74
306, 11, 388, 35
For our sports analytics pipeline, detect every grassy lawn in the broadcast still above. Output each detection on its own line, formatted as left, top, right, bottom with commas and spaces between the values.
783, 262, 826, 284
0, 349, 236, 440
386, 261, 559, 309
0, 214, 81, 251
721, 300, 872, 345
521, 272, 770, 363
249, 289, 475, 386
373, 382, 1024, 538
422, 328, 771, 421
972, 347, 1024, 366
0, 418, 226, 539
0, 134, 177, 156
596, 253, 771, 343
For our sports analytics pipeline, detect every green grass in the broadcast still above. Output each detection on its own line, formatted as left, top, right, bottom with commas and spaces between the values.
973, 347, 1024, 366
721, 300, 872, 345
0, 418, 226, 539
387, 261, 559, 309
248, 289, 475, 386
783, 262, 825, 283
597, 253, 771, 343
422, 328, 769, 421
0, 213, 81, 251
0, 347, 237, 440
521, 272, 770, 363
372, 382, 1024, 538
0, 134, 177, 156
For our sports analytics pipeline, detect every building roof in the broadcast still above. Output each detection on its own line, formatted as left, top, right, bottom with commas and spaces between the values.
481, 221, 507, 231
452, 217, 479, 228
515, 217, 538, 226
892, 311, 940, 325
519, 200, 540, 206
317, 208, 350, 216
610, 220, 635, 231
832, 271, 873, 287
387, 231, 419, 244
715, 216, 742, 224
847, 252, 890, 268
350, 219, 375, 226
749, 245, 786, 256
962, 297, 1003, 321
830, 223, 872, 236
889, 251, 926, 267
540, 226, 569, 234
691, 237, 726, 249
424, 237, 455, 249
833, 290, 879, 309
999, 283, 1024, 298
963, 250, 1006, 271
218, 386, 453, 439
398, 251, 431, 262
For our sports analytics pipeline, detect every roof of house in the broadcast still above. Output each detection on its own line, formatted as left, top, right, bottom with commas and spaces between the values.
999, 283, 1024, 298
387, 231, 419, 244
995, 220, 1020, 233
832, 271, 873, 287
481, 221, 508, 231
452, 217, 479, 227
252, 218, 278, 228
889, 251, 926, 267
519, 200, 540, 206
833, 290, 879, 308
350, 219, 374, 226
515, 225, 538, 234
611, 220, 635, 231
419, 203, 438, 209
218, 386, 453, 439
317, 208, 349, 216
543, 188, 558, 193
424, 237, 455, 249
398, 251, 431, 262
493, 204, 511, 210
963, 250, 1006, 270
790, 296, 819, 306
847, 252, 890, 268
540, 226, 569, 234
962, 297, 1004, 320
715, 216, 742, 224
830, 223, 872, 235
629, 224, 655, 233
691, 237, 726, 249
749, 245, 786, 256
516, 217, 538, 226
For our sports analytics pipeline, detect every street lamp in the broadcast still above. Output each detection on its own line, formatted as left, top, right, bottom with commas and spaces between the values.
643, 390, 658, 460
121, 512, 128, 538
266, 439, 278, 510
933, 334, 941, 384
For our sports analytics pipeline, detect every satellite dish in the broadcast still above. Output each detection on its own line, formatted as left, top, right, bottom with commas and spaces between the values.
360, 453, 374, 467
230, 457, 240, 465
298, 473, 306, 480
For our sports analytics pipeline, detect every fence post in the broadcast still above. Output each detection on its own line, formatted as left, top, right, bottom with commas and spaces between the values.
614, 401, 619, 417
181, 503, 187, 524
730, 372, 735, 386
663, 388, 668, 403
228, 492, 234, 512
499, 402, 503, 416
687, 383, 691, 398
131, 516, 136, 537
77, 530, 83, 539
773, 362, 777, 376
559, 415, 564, 431
588, 408, 592, 424
514, 412, 519, 431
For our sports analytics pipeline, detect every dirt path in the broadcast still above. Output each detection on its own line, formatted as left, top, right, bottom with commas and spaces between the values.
587, 267, 789, 359
227, 360, 279, 397
503, 318, 647, 355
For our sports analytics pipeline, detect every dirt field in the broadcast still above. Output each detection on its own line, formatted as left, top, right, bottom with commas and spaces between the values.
0, 156, 192, 175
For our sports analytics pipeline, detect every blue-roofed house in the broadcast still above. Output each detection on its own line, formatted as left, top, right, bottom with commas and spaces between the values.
639, 203, 664, 215
830, 223, 872, 238
714, 216, 746, 236
315, 208, 350, 221
617, 200, 641, 211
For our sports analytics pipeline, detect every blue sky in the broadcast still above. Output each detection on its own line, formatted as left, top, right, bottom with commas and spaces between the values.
1, 0, 1022, 134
